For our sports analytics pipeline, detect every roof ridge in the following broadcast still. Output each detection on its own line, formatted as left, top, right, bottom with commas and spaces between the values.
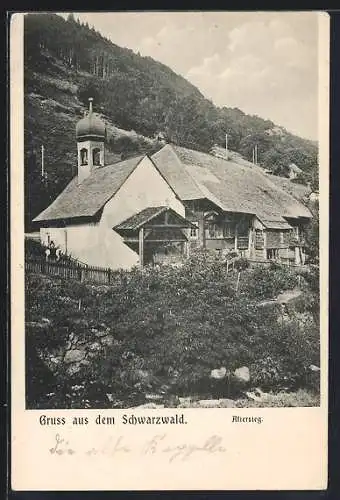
167, 144, 209, 200
146, 152, 184, 204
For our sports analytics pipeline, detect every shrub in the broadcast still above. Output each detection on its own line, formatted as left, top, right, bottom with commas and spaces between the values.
241, 266, 298, 299
234, 257, 250, 271
249, 321, 319, 391
25, 238, 46, 258
25, 257, 320, 407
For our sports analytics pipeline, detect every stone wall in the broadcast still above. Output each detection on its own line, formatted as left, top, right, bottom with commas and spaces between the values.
27, 318, 117, 378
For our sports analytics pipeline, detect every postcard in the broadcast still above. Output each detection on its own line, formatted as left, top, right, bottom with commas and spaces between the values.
11, 11, 329, 491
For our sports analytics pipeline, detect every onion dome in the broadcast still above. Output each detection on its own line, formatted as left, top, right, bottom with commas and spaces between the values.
76, 98, 106, 141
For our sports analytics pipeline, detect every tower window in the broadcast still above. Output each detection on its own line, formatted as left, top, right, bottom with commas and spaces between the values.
80, 148, 88, 165
93, 148, 101, 166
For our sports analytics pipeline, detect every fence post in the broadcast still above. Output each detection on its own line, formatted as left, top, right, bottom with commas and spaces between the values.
235, 271, 241, 293
107, 268, 111, 285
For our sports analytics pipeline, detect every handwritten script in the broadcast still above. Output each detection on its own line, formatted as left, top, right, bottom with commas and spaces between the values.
49, 433, 227, 463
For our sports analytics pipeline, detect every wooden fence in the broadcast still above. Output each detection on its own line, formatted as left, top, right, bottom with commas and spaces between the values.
25, 258, 114, 285
26, 255, 303, 285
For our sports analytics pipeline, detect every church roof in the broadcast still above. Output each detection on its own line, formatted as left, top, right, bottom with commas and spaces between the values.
152, 144, 312, 222
76, 112, 106, 140
34, 155, 145, 222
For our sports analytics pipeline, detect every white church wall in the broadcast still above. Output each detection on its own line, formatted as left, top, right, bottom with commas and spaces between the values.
40, 225, 99, 262
101, 156, 185, 229
91, 224, 139, 270
66, 223, 139, 269
41, 223, 138, 270
40, 227, 67, 250
63, 223, 100, 264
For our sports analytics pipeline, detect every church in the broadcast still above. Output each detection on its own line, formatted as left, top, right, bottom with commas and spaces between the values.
34, 99, 312, 270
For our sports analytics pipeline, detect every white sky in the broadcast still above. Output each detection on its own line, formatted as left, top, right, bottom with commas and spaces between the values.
60, 11, 319, 140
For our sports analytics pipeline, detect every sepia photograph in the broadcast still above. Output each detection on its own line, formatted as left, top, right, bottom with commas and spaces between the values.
23, 11, 321, 412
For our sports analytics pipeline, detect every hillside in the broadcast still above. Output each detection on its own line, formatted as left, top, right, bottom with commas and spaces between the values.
24, 13, 318, 230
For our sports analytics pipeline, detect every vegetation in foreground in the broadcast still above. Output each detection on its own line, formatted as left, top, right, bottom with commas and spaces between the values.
26, 250, 320, 409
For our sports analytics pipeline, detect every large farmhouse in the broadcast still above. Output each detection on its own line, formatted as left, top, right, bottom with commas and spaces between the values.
34, 100, 312, 269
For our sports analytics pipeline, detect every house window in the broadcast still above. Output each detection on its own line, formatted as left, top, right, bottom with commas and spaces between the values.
223, 222, 236, 238
288, 227, 299, 245
267, 248, 279, 260
207, 223, 223, 239
80, 148, 88, 165
92, 148, 101, 166
190, 222, 198, 239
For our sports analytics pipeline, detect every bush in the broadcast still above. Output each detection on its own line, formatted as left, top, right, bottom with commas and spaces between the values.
234, 257, 250, 271
241, 265, 298, 299
26, 257, 320, 407
249, 320, 319, 391
25, 238, 46, 258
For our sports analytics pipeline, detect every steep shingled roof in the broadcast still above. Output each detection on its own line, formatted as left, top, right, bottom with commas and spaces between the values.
115, 206, 195, 231
34, 155, 145, 222
152, 144, 312, 222
259, 219, 293, 230
115, 206, 167, 231
210, 146, 311, 202
264, 174, 311, 202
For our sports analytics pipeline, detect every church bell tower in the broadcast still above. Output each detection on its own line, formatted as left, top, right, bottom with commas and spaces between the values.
76, 98, 106, 184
